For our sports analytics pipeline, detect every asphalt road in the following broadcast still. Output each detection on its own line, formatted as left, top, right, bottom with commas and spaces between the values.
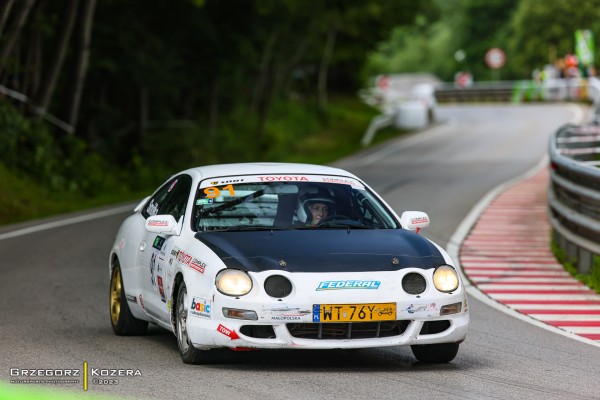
2, 104, 600, 400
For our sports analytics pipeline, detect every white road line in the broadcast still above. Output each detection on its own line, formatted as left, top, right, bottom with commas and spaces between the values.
491, 294, 600, 301
466, 271, 570, 275
563, 327, 600, 334
510, 304, 600, 310
477, 284, 589, 290
462, 263, 564, 268
470, 277, 577, 283
0, 204, 134, 241
526, 314, 600, 321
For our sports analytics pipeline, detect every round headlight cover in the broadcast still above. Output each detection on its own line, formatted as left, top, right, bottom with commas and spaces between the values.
216, 269, 253, 296
433, 265, 459, 292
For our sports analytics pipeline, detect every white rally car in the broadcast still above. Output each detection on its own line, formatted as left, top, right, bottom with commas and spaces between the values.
109, 163, 469, 364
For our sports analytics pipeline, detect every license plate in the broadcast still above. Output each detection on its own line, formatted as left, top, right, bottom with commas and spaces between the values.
312, 303, 396, 323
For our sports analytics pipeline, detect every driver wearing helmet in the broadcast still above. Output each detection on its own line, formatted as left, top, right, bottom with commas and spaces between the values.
296, 188, 336, 226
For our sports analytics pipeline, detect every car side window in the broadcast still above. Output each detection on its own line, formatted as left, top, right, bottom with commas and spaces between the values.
160, 176, 192, 222
142, 175, 192, 220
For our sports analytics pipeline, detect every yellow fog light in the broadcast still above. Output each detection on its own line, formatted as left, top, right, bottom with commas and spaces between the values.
216, 269, 253, 296
433, 265, 459, 293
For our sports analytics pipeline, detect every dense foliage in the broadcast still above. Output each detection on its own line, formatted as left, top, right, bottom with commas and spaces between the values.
366, 0, 600, 82
3, 0, 600, 223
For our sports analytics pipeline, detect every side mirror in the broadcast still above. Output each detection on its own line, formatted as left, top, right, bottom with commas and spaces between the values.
145, 215, 181, 235
400, 211, 430, 233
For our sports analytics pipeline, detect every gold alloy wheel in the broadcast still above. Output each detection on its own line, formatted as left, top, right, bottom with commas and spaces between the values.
110, 267, 122, 326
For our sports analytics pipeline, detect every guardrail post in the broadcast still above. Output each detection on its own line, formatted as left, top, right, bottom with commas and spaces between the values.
567, 241, 578, 264
578, 248, 593, 274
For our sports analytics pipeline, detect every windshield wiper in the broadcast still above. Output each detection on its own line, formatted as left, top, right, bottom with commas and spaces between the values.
199, 188, 267, 216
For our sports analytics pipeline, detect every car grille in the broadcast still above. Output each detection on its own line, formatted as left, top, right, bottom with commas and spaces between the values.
286, 320, 409, 340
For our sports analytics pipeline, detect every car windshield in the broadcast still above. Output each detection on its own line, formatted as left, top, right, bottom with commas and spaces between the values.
192, 174, 398, 232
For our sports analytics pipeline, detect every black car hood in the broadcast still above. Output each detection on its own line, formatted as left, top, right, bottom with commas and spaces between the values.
194, 229, 445, 273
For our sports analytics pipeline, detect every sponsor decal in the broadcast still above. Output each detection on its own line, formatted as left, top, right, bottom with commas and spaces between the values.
152, 236, 165, 250
196, 198, 214, 205
216, 324, 240, 340
320, 177, 363, 188
139, 294, 144, 310
189, 297, 211, 318
376, 305, 395, 317
157, 276, 166, 303
148, 220, 169, 227
117, 238, 126, 251
316, 280, 381, 290
168, 179, 178, 192
125, 294, 137, 304
257, 176, 308, 181
150, 254, 157, 287
411, 217, 429, 225
209, 178, 244, 186
172, 248, 206, 275
175, 249, 193, 265
199, 175, 363, 188
189, 258, 206, 274
404, 302, 438, 315
271, 315, 302, 321
146, 201, 159, 216
264, 306, 311, 322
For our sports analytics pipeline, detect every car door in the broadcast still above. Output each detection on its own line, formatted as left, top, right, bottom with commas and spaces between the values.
139, 174, 192, 321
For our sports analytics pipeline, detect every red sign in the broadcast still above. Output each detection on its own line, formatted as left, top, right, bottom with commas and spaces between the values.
485, 48, 506, 69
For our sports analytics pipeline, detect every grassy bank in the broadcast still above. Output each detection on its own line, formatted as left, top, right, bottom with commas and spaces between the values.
0, 96, 404, 226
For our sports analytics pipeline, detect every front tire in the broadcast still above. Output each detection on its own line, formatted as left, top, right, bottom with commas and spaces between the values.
176, 282, 224, 364
411, 343, 459, 363
109, 261, 148, 335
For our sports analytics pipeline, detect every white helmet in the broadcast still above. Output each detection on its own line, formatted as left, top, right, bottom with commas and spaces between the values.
296, 188, 336, 223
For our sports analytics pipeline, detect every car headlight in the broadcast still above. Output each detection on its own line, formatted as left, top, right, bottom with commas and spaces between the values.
433, 265, 459, 292
216, 269, 253, 296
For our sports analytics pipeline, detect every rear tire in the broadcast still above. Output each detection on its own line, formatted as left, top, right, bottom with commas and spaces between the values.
411, 343, 459, 363
176, 282, 224, 364
110, 261, 148, 335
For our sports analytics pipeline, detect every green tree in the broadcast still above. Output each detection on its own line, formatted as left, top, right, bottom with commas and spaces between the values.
509, 0, 600, 77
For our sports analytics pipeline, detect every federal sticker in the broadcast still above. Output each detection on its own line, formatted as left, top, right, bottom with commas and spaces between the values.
316, 280, 380, 290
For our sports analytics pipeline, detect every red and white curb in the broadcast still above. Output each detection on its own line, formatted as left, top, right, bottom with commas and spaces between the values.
447, 156, 600, 348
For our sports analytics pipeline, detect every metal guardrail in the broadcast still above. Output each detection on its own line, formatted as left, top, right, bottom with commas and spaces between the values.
435, 81, 515, 102
548, 123, 600, 273
435, 79, 592, 103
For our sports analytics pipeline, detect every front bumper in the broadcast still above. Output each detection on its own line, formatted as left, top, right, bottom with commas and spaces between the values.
186, 298, 469, 350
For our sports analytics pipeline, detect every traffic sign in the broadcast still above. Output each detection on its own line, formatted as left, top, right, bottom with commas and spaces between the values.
485, 48, 506, 69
